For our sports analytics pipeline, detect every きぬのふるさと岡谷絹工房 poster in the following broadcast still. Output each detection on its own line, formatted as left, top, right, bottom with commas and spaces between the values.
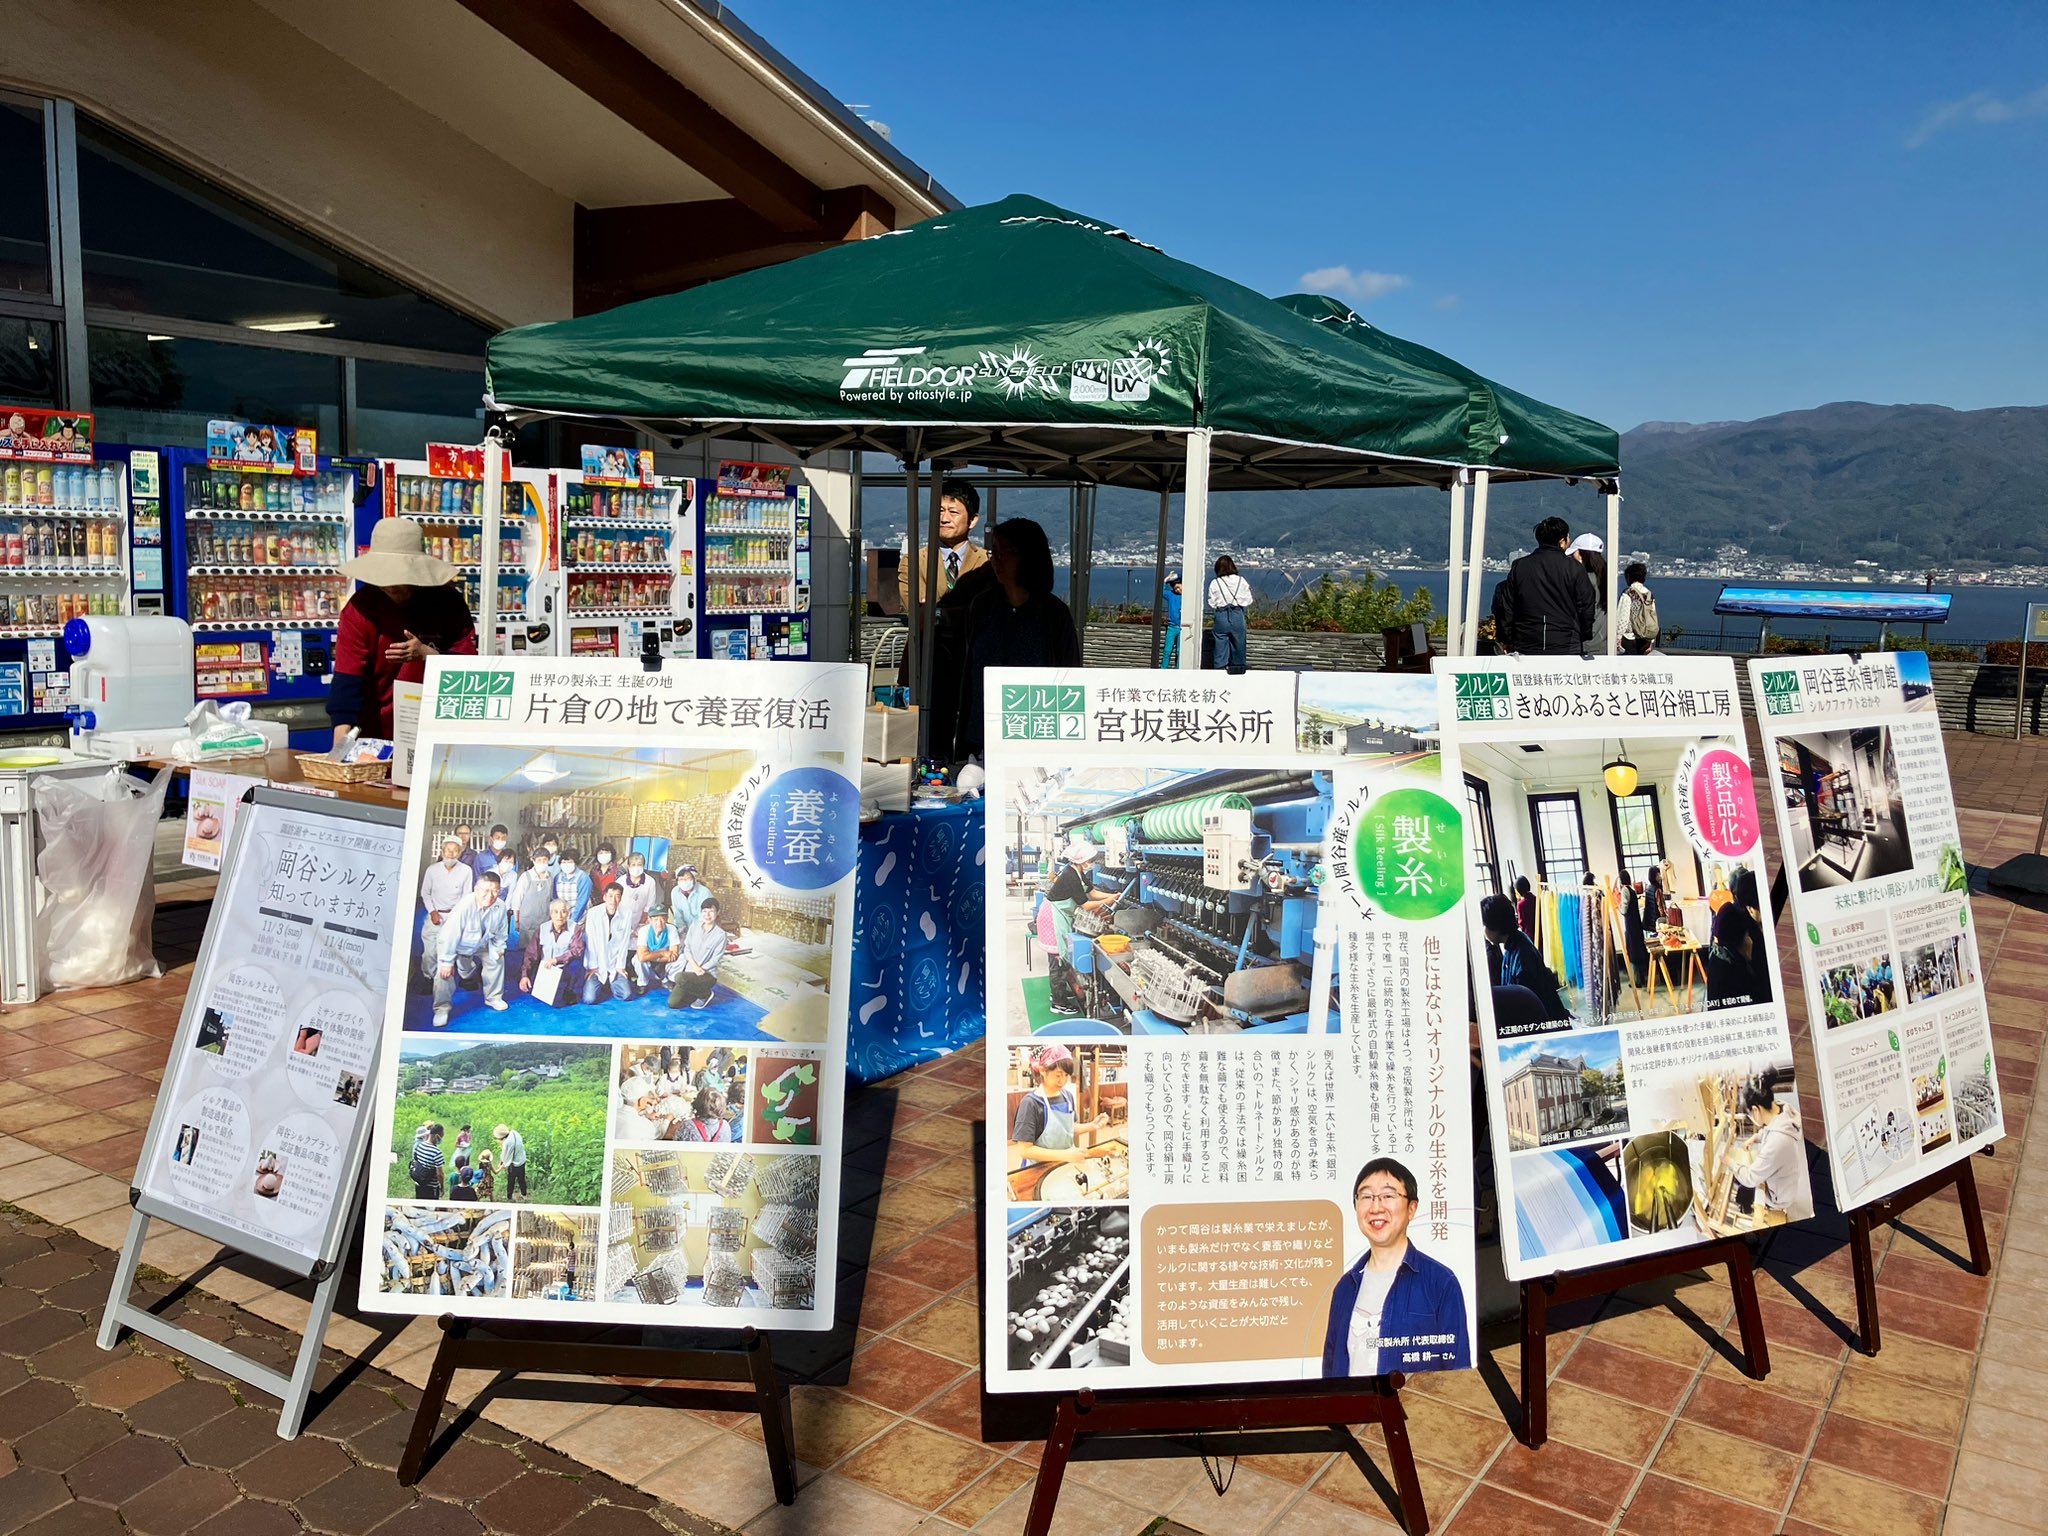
1748, 652, 2003, 1207
355, 658, 863, 1327
983, 667, 1476, 1391
1439, 655, 1814, 1281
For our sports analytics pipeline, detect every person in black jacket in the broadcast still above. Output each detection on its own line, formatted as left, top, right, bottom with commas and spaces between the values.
1491, 517, 1596, 656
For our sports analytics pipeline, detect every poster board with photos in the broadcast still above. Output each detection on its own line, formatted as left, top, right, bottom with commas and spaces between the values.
356, 657, 864, 1328
135, 789, 405, 1274
1438, 656, 1814, 1282
982, 668, 1476, 1393
1747, 652, 2004, 1207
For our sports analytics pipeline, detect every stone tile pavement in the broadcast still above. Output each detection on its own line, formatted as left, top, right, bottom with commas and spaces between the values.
3, 733, 2048, 1534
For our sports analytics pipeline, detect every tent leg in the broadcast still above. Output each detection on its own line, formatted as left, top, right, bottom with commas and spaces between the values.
1446, 475, 1467, 659
1179, 430, 1212, 670
1463, 468, 1490, 656
1150, 485, 1170, 666
1605, 488, 1621, 654
902, 437, 922, 704
847, 457, 864, 661
480, 426, 503, 655
918, 464, 944, 748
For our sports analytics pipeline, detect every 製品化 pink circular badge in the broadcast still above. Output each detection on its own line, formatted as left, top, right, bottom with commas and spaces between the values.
1687, 747, 1759, 857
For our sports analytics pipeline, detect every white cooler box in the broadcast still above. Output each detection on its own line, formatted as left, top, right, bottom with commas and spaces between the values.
0, 750, 113, 1005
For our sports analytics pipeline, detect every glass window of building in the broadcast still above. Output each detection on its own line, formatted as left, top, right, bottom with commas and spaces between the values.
88, 329, 341, 451
353, 359, 486, 457
0, 96, 50, 296
74, 113, 493, 354
0, 319, 58, 406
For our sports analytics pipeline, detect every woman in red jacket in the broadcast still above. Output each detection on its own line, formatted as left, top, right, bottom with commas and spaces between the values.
328, 518, 479, 747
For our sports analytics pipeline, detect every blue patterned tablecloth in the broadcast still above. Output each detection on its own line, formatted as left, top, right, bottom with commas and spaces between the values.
848, 799, 987, 1083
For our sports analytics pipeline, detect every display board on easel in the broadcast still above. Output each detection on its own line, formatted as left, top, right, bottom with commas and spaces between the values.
1748, 652, 2003, 1348
355, 656, 865, 1496
100, 787, 407, 1438
981, 667, 1474, 1533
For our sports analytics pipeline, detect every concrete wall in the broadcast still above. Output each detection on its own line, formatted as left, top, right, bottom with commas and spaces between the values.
4, 0, 574, 326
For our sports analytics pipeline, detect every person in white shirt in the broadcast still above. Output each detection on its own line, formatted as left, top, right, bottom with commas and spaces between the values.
1206, 555, 1254, 674
418, 836, 474, 983
580, 882, 634, 1004
614, 853, 661, 937
509, 847, 555, 949
432, 871, 509, 1027
666, 899, 729, 1010
670, 865, 711, 928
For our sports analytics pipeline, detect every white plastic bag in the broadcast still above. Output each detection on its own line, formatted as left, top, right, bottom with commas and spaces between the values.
34, 763, 170, 990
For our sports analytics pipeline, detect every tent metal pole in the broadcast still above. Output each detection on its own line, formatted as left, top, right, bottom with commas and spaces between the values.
902, 435, 922, 704
919, 461, 944, 746
847, 456, 864, 662
1075, 483, 1096, 660
1178, 429, 1212, 670
1604, 488, 1622, 655
1463, 469, 1491, 656
479, 426, 503, 655
1150, 484, 1170, 666
1445, 474, 1468, 659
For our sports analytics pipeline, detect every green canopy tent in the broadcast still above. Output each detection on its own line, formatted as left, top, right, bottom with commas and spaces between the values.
481, 194, 1620, 693
1276, 293, 1623, 649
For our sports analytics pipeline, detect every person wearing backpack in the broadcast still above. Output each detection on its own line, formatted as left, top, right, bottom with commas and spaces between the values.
1621, 562, 1661, 655
409, 1123, 446, 1201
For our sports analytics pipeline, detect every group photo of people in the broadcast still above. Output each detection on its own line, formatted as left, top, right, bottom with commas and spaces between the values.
401, 743, 839, 1044
614, 1045, 751, 1143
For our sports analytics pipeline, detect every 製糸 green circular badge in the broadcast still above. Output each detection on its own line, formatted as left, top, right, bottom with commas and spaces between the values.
1352, 787, 1463, 920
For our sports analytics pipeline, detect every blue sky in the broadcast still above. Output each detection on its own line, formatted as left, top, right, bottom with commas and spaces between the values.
747, 2, 2046, 431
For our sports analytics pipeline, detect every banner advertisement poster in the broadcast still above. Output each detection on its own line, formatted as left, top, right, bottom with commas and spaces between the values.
580, 444, 656, 487
138, 798, 404, 1264
1747, 653, 2005, 1206
0, 406, 93, 461
206, 418, 315, 474
426, 443, 512, 481
1437, 656, 1814, 1282
982, 667, 1475, 1392
182, 769, 263, 871
357, 657, 863, 1326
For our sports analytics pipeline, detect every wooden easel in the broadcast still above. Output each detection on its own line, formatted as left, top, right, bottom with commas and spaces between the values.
1846, 1155, 1993, 1355
1024, 1379, 1430, 1535
1519, 1235, 1770, 1448
396, 1316, 795, 1500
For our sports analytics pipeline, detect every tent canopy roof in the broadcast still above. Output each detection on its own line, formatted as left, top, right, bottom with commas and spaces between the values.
487, 194, 1619, 492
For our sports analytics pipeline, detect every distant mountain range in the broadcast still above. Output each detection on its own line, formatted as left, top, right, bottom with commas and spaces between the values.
864, 401, 2048, 573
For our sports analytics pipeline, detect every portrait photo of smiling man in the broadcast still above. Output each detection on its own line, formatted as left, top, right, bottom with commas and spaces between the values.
1322, 1157, 1472, 1377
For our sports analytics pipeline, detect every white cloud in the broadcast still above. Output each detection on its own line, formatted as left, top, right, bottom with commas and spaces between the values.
1907, 81, 2048, 148
1432, 293, 1461, 312
1299, 265, 1411, 303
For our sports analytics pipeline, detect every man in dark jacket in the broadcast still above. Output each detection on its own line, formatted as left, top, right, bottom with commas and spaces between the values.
1491, 516, 1596, 656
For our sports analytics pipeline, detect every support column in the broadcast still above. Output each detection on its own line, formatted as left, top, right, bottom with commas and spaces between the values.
1177, 430, 1213, 670
1150, 484, 1171, 666
846, 457, 864, 661
479, 427, 503, 655
902, 438, 922, 701
1605, 487, 1622, 655
1462, 469, 1491, 656
1446, 474, 1467, 659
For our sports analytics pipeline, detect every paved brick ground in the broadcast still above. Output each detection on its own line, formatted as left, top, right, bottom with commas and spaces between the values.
0, 1206, 734, 1536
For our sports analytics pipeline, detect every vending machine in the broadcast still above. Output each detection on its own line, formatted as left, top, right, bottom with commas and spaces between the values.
161, 420, 367, 718
0, 408, 136, 738
697, 458, 812, 661
384, 445, 555, 655
557, 447, 697, 661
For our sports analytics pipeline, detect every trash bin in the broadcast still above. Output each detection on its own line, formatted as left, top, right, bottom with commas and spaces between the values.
0, 749, 109, 1005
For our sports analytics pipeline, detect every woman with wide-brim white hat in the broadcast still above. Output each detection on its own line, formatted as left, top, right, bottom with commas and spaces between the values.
327, 517, 478, 749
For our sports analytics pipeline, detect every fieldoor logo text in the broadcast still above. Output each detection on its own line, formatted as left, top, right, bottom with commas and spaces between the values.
839, 345, 979, 403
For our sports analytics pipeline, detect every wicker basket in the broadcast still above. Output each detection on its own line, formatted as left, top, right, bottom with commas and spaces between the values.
294, 753, 390, 785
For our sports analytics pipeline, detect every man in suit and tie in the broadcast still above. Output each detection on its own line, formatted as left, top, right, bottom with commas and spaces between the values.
900, 479, 993, 759
898, 478, 989, 613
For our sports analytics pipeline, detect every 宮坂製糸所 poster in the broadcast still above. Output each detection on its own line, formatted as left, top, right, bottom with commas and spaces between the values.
356, 658, 863, 1326
984, 668, 1475, 1391
1439, 656, 1814, 1282
1748, 653, 2003, 1206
